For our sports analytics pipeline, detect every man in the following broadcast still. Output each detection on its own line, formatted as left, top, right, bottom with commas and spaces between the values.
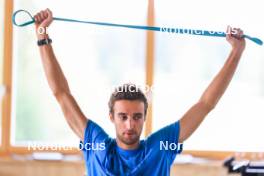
34, 8, 246, 176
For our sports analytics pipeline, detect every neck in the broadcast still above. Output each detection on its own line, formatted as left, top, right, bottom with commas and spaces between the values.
116, 138, 139, 150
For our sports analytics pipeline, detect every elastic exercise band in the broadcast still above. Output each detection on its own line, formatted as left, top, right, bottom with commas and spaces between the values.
12, 9, 263, 46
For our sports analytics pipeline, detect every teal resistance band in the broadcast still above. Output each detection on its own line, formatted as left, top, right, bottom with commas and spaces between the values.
12, 9, 263, 46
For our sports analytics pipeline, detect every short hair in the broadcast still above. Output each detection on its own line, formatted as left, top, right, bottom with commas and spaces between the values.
108, 83, 148, 116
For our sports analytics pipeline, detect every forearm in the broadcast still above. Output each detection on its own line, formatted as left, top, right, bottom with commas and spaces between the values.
179, 49, 243, 142
37, 34, 70, 96
199, 48, 243, 108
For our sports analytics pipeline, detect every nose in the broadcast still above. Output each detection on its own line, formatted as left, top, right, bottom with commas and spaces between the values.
126, 118, 134, 130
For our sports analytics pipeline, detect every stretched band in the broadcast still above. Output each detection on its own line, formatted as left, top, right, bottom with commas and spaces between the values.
12, 9, 263, 46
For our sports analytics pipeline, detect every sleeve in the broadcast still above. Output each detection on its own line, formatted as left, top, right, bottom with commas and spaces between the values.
145, 120, 183, 163
79, 120, 109, 151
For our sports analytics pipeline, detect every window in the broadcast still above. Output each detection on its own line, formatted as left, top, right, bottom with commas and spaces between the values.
0, 0, 6, 146
152, 0, 264, 151
7, 0, 263, 157
12, 0, 147, 147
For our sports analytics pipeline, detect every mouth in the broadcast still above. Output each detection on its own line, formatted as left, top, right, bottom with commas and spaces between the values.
124, 131, 136, 137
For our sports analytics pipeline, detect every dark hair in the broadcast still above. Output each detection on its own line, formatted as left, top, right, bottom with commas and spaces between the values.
108, 83, 148, 116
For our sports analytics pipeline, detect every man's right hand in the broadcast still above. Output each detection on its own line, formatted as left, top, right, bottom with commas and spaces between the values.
34, 8, 53, 39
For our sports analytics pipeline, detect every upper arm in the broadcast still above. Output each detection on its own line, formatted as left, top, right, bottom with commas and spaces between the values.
179, 101, 213, 143
146, 121, 181, 162
55, 92, 88, 140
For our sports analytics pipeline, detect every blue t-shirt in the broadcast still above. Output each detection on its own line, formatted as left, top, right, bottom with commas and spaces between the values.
81, 120, 182, 176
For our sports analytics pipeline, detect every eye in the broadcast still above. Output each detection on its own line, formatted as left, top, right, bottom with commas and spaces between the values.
119, 115, 127, 121
133, 114, 143, 120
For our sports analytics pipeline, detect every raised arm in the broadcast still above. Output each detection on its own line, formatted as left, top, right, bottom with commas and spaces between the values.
34, 9, 87, 140
179, 26, 246, 143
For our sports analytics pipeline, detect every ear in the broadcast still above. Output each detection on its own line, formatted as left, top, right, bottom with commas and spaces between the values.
109, 113, 114, 122
144, 114, 147, 121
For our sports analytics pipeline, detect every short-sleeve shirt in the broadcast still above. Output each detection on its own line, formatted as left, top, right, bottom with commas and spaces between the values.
80, 120, 182, 176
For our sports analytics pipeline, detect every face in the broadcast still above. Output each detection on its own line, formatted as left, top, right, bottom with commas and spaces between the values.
110, 100, 145, 148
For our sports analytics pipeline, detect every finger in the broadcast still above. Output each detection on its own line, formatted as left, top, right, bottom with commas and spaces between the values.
240, 30, 244, 38
226, 25, 231, 33
231, 27, 236, 35
46, 8, 53, 19
236, 29, 241, 38
226, 25, 232, 39
39, 13, 45, 22
238, 29, 243, 38
40, 11, 45, 20
231, 28, 238, 37
232, 28, 238, 38
43, 11, 48, 18
35, 14, 41, 23
34, 15, 38, 23
47, 8, 52, 15
234, 28, 242, 39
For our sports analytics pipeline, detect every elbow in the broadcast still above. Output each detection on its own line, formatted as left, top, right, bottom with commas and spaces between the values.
52, 82, 71, 99
199, 99, 216, 111
52, 86, 71, 99
53, 91, 63, 98
199, 94, 218, 111
53, 91, 70, 102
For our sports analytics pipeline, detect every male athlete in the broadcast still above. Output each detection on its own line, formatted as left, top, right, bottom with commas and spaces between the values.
34, 8, 246, 176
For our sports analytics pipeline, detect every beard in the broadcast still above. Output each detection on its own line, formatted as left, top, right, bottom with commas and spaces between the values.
117, 132, 140, 145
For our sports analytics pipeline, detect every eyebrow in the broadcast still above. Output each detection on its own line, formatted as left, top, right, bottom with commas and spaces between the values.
117, 112, 143, 116
117, 113, 127, 116
133, 113, 143, 116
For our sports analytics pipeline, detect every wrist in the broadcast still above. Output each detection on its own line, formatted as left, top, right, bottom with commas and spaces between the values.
37, 33, 49, 40
37, 37, 52, 46
231, 42, 245, 53
230, 48, 244, 59
35, 25, 49, 39
231, 47, 244, 54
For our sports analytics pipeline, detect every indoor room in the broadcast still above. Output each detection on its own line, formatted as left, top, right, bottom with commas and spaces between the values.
1, 0, 264, 176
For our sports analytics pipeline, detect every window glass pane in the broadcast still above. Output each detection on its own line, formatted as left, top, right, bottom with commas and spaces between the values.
0, 0, 6, 146
153, 0, 264, 151
13, 0, 147, 146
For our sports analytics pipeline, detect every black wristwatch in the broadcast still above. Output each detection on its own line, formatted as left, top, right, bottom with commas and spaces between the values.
37, 38, 52, 46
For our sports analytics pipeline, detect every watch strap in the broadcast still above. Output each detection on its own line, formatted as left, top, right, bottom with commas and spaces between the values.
37, 38, 52, 46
